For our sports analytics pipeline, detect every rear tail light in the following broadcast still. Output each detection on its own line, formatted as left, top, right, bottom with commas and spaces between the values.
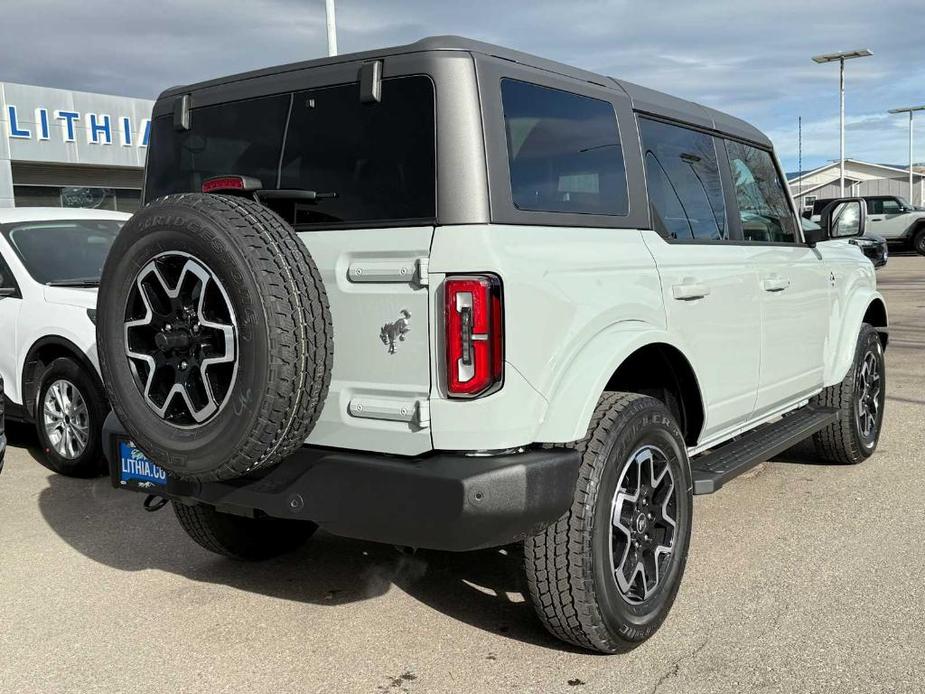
445, 275, 503, 398
201, 175, 262, 194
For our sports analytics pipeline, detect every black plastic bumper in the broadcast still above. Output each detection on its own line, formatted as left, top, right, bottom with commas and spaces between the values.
103, 413, 579, 552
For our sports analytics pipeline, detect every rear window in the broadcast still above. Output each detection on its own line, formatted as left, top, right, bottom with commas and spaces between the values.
145, 76, 436, 227
500, 79, 628, 216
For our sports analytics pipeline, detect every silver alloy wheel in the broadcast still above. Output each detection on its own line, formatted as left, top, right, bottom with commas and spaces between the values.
856, 348, 882, 442
43, 379, 90, 459
610, 445, 678, 604
124, 251, 238, 427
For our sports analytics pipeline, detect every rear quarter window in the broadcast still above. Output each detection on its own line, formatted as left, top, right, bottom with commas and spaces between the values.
500, 79, 628, 216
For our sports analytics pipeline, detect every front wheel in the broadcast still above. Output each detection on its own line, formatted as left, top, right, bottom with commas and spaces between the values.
812, 323, 885, 464
524, 392, 693, 653
35, 357, 108, 477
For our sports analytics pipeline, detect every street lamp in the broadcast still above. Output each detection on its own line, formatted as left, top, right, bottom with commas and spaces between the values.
325, 0, 337, 56
812, 49, 874, 197
888, 105, 925, 206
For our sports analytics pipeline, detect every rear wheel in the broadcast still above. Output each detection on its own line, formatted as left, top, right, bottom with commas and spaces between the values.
173, 502, 316, 560
524, 392, 693, 653
913, 228, 925, 256
35, 357, 107, 477
812, 323, 885, 464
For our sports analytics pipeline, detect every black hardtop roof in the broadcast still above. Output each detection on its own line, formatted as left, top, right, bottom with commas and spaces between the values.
159, 35, 771, 148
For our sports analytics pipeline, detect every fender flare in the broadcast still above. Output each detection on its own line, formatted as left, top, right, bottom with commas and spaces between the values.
535, 322, 705, 443
824, 292, 888, 387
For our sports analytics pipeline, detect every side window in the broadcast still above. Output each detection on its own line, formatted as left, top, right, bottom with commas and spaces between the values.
638, 118, 728, 240
724, 140, 798, 243
866, 199, 883, 215
500, 79, 628, 216
882, 198, 903, 215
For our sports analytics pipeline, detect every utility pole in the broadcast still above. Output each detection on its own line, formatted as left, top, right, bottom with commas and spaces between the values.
798, 115, 802, 212
888, 105, 925, 205
812, 49, 873, 198
325, 0, 338, 57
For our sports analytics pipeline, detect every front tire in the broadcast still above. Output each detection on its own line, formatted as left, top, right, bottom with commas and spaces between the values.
812, 323, 885, 464
524, 392, 693, 653
174, 503, 317, 560
35, 357, 107, 477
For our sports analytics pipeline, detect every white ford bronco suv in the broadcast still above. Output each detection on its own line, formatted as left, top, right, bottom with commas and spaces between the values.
99, 37, 888, 653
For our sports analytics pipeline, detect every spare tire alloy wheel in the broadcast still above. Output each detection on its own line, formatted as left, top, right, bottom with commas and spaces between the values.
124, 252, 237, 426
97, 194, 333, 482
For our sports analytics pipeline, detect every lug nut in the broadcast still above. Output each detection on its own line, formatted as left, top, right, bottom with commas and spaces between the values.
165, 323, 172, 332
180, 361, 188, 370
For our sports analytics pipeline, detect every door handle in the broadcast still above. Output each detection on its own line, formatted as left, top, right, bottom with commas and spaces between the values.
761, 275, 791, 292
671, 280, 711, 301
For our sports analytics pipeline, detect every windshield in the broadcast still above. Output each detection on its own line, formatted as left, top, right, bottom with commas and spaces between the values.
2, 220, 123, 285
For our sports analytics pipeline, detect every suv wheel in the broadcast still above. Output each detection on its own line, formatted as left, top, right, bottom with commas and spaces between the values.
913, 228, 925, 256
173, 502, 317, 560
812, 323, 885, 464
524, 392, 693, 653
35, 357, 107, 477
96, 194, 333, 482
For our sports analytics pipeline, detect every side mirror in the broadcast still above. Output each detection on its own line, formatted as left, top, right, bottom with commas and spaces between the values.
817, 198, 866, 243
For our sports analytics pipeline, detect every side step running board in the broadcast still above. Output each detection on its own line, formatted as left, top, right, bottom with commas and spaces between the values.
691, 406, 838, 495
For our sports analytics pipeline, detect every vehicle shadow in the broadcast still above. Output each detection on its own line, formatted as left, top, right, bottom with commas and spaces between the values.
34, 466, 569, 651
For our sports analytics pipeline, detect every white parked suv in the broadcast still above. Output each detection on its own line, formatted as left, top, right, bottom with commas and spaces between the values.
809, 194, 925, 254
0, 208, 130, 476
98, 37, 888, 653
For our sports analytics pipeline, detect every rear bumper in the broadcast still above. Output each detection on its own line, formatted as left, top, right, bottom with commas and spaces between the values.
103, 413, 579, 552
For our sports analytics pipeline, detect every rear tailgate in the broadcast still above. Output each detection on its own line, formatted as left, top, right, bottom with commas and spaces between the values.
301, 227, 434, 455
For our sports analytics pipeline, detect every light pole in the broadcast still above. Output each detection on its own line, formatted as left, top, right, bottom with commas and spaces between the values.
812, 49, 873, 197
888, 105, 925, 206
325, 0, 338, 56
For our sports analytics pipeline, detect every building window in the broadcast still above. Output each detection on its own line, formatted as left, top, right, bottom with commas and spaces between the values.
13, 186, 142, 213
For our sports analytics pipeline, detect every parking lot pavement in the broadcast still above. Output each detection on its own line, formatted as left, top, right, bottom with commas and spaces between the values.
1, 255, 923, 694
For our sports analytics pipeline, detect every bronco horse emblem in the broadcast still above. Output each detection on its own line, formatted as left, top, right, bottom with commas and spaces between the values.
380, 310, 411, 355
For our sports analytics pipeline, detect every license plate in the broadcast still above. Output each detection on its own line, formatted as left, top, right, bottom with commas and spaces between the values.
118, 440, 167, 488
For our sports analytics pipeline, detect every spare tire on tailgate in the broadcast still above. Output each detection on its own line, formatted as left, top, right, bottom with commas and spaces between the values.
97, 193, 333, 482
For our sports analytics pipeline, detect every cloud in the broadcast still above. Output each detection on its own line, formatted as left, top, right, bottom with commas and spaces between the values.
1, 0, 921, 170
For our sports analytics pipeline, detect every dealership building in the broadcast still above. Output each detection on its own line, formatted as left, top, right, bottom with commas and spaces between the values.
0, 82, 153, 212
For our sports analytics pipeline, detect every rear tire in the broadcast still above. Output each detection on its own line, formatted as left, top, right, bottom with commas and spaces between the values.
812, 323, 885, 464
524, 392, 693, 653
174, 503, 316, 560
35, 357, 107, 478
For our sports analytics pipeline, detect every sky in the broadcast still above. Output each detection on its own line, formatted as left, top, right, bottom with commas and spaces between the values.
2, 0, 923, 172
